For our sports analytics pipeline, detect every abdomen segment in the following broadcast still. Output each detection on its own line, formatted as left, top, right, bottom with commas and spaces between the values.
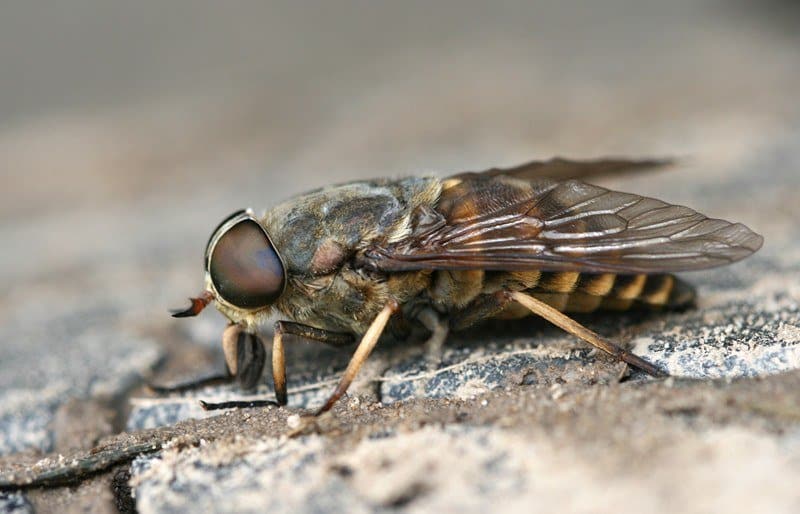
495, 272, 695, 318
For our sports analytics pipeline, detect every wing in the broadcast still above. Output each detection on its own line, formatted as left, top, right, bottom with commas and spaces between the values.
360, 173, 763, 274
453, 156, 672, 182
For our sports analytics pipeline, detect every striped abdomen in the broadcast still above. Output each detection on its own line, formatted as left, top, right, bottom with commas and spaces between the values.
526, 271, 695, 313
429, 270, 695, 320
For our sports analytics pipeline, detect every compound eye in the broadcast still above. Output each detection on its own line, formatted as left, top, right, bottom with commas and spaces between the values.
209, 219, 285, 309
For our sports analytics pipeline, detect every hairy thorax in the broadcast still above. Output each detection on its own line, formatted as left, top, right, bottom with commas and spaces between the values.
258, 176, 442, 334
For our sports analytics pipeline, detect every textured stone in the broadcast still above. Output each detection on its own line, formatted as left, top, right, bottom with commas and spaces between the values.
0, 319, 161, 455
0, 492, 33, 514
130, 424, 800, 514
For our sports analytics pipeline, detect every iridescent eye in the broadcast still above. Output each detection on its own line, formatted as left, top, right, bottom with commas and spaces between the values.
208, 219, 285, 309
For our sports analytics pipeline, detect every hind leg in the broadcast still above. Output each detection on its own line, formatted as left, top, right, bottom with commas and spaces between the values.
450, 291, 667, 377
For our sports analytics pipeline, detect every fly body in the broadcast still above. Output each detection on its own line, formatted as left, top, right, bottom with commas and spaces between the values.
169, 158, 763, 414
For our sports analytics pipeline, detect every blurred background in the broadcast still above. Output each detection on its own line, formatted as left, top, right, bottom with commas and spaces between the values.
2, 0, 799, 284
1, 0, 799, 454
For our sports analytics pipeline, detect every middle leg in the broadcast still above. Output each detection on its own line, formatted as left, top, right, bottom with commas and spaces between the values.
271, 321, 353, 406
417, 307, 450, 368
149, 323, 264, 395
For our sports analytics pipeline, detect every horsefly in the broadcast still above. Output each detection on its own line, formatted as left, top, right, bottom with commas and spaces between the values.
165, 158, 762, 415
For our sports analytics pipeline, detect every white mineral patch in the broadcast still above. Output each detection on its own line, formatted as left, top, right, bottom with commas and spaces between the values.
778, 324, 800, 344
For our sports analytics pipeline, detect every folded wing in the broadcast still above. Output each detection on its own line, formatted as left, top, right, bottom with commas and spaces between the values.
453, 156, 672, 182
361, 172, 763, 274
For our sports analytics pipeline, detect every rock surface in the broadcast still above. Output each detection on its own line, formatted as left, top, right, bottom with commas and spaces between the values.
1, 2, 800, 513
0, 492, 33, 514
130, 423, 800, 514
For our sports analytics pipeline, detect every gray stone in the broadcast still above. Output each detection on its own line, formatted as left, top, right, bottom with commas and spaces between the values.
130, 424, 800, 514
0, 298, 162, 454
130, 437, 341, 514
127, 345, 353, 430
0, 492, 32, 514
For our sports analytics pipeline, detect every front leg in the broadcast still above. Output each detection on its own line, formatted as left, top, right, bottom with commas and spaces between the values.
202, 322, 352, 411
272, 321, 353, 405
147, 373, 233, 395
222, 324, 267, 391
149, 323, 264, 394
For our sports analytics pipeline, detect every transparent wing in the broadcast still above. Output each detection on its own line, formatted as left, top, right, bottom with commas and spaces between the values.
361, 174, 763, 274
